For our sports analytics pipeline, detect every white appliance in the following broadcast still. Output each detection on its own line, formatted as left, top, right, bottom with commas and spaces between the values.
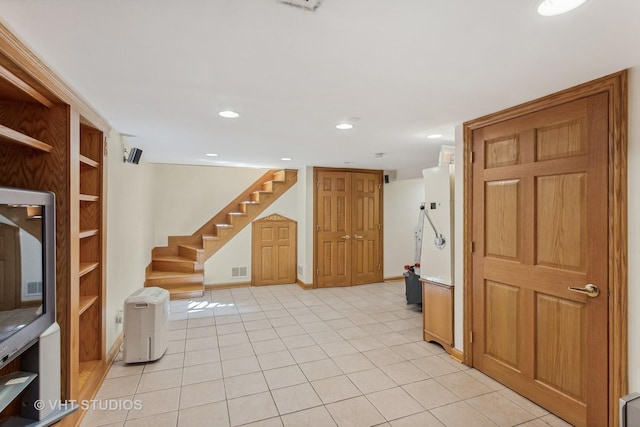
420, 164, 454, 286
124, 287, 169, 363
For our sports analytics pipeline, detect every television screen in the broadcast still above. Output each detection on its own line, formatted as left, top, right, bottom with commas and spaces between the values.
0, 187, 55, 368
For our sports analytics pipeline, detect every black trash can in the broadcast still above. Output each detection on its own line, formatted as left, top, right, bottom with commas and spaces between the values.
403, 265, 422, 305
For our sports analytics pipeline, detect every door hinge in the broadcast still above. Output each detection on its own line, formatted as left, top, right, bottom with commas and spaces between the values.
378, 224, 382, 231
316, 269, 320, 276
470, 241, 475, 253
470, 331, 473, 343
470, 151, 475, 163
316, 180, 320, 187
378, 183, 383, 190
377, 263, 381, 271
316, 224, 321, 231
103, 137, 108, 157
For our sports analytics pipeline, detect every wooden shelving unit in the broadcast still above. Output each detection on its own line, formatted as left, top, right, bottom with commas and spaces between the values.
77, 124, 106, 399
0, 21, 111, 426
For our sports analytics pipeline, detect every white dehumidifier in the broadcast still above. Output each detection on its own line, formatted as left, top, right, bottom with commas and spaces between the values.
123, 287, 170, 363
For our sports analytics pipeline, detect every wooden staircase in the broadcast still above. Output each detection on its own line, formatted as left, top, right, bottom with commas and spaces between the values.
145, 169, 298, 299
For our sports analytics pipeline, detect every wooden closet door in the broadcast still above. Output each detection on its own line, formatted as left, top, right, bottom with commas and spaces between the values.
351, 172, 382, 285
316, 170, 351, 287
315, 169, 383, 287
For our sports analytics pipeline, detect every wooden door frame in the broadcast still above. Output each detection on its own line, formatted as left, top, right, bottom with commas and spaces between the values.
312, 167, 384, 288
463, 71, 627, 426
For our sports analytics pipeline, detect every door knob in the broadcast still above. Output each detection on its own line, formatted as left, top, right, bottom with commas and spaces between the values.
340, 235, 350, 239
568, 284, 600, 298
354, 234, 363, 239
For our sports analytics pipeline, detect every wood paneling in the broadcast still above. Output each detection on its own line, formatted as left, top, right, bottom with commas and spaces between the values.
536, 119, 585, 161
485, 180, 520, 260
536, 173, 586, 271
485, 136, 520, 168
536, 293, 585, 401
485, 281, 519, 369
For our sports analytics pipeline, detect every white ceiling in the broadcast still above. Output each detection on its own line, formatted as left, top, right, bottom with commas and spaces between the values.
1, 0, 639, 179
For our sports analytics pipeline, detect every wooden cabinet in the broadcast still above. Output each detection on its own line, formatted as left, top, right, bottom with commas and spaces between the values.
0, 22, 110, 425
422, 280, 454, 352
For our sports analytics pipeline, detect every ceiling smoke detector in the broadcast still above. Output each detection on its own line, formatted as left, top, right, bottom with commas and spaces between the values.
278, 0, 323, 10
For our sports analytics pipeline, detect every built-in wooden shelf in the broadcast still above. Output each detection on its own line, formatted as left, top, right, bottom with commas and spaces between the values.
0, 63, 54, 108
79, 262, 99, 277
78, 295, 98, 316
79, 229, 98, 239
78, 360, 100, 392
0, 124, 53, 153
79, 194, 99, 202
79, 154, 99, 168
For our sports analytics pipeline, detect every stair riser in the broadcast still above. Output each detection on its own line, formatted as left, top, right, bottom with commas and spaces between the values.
153, 260, 202, 273
144, 275, 204, 287
170, 289, 204, 300
178, 246, 205, 263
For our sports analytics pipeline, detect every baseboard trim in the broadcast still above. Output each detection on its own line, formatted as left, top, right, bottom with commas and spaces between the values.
450, 348, 464, 363
205, 282, 251, 290
296, 278, 314, 290
384, 276, 405, 282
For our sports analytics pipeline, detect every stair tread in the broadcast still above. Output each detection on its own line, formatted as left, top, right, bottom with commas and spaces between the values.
228, 212, 247, 216
153, 255, 197, 263
216, 224, 234, 228
179, 244, 204, 250
147, 271, 203, 279
202, 234, 220, 240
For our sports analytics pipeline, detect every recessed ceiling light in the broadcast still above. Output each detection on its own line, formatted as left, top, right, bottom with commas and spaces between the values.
427, 134, 443, 139
537, 0, 587, 16
206, 153, 218, 157
336, 123, 353, 130
219, 110, 239, 118
281, 157, 292, 161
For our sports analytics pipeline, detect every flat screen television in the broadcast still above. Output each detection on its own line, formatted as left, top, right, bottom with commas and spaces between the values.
0, 187, 56, 369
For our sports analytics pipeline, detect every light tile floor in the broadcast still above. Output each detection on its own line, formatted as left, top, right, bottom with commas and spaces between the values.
81, 282, 574, 427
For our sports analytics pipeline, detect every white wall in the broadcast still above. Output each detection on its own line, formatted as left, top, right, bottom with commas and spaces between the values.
105, 130, 154, 353
150, 164, 268, 247
383, 178, 424, 279
628, 67, 640, 392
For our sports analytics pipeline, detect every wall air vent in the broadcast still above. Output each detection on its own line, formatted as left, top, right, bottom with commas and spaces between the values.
278, 0, 323, 10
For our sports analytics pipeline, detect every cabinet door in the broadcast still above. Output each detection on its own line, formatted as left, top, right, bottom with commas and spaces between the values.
423, 281, 453, 346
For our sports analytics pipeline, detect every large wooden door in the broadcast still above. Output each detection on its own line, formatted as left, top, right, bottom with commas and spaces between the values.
315, 169, 382, 287
471, 93, 609, 426
351, 172, 381, 285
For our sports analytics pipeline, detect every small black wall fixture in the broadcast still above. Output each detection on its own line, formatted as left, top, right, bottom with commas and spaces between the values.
123, 146, 143, 164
